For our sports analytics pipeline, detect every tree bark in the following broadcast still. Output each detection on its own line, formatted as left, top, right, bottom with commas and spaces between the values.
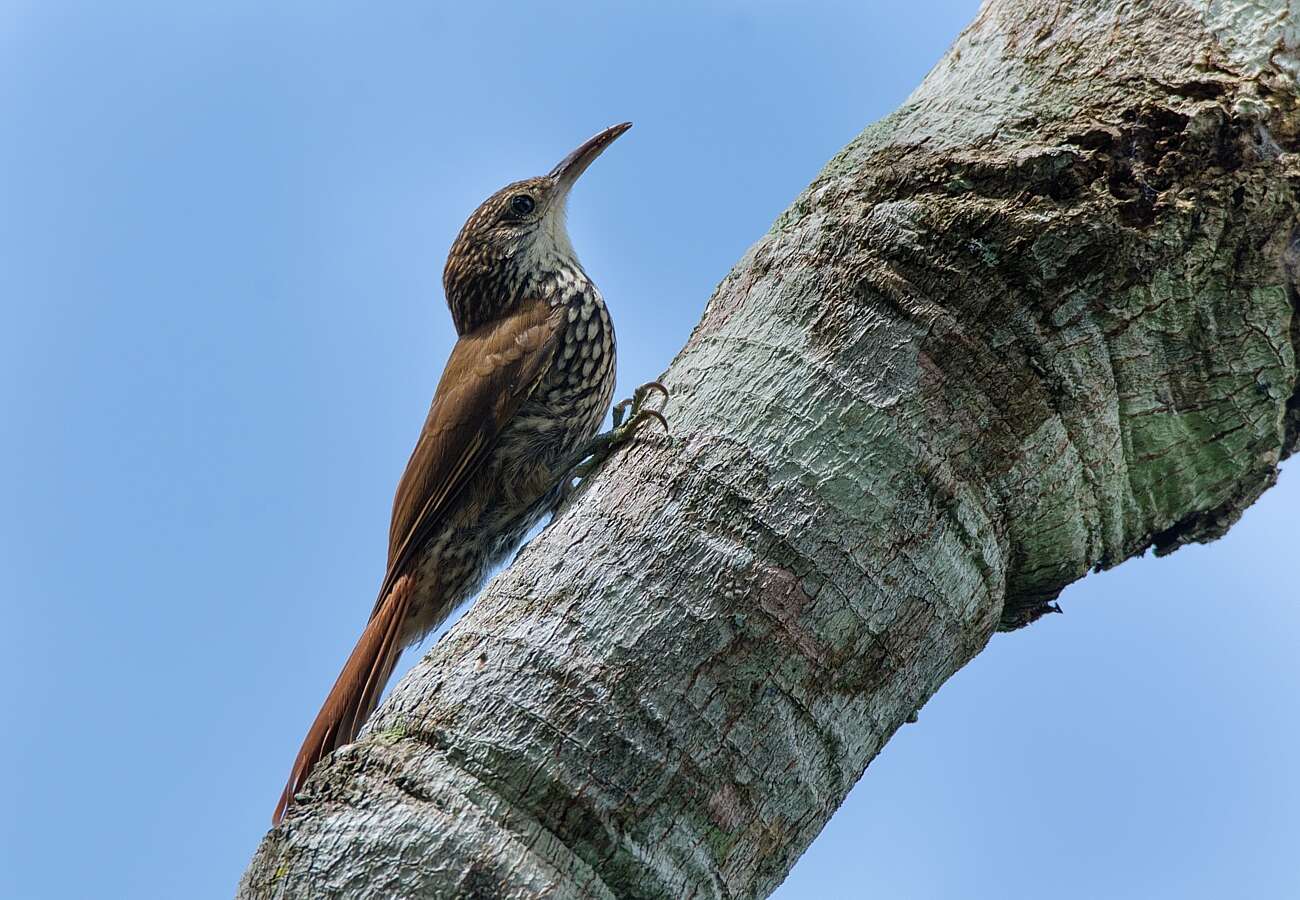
241, 1, 1300, 897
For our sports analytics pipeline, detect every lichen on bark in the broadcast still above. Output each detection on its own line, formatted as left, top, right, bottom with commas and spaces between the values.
241, 1, 1300, 897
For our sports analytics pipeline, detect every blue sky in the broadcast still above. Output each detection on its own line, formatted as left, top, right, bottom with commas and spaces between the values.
3, 2, 1297, 898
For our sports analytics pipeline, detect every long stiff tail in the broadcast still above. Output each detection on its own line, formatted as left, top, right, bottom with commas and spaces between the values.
273, 575, 414, 824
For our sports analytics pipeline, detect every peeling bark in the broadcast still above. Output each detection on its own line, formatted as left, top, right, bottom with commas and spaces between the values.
241, 1, 1300, 897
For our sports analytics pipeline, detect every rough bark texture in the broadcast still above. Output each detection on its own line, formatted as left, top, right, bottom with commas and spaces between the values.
241, 1, 1300, 897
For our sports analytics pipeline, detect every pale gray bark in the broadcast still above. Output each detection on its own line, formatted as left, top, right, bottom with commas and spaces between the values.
240, 1, 1300, 897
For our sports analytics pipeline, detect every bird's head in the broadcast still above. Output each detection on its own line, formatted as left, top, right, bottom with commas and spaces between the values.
443, 122, 631, 333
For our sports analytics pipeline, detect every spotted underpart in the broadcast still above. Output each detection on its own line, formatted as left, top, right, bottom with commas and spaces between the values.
403, 206, 617, 643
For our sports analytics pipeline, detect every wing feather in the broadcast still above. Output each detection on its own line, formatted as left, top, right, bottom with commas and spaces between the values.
273, 299, 564, 824
374, 297, 562, 613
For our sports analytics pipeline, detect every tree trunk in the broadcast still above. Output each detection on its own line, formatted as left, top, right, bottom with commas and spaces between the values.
240, 1, 1300, 896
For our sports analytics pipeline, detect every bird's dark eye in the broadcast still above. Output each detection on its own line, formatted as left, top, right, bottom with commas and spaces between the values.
510, 194, 535, 216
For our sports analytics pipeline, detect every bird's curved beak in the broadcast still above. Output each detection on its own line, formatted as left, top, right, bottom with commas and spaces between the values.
549, 122, 632, 193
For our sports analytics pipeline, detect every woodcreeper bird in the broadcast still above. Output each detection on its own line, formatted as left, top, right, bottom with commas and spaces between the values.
273, 122, 666, 823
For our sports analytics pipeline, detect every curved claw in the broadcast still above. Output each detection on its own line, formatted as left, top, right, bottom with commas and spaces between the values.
630, 409, 669, 434
612, 382, 669, 429
611, 382, 670, 431
636, 381, 669, 403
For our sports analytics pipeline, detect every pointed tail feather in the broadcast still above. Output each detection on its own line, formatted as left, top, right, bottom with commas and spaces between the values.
273, 575, 415, 824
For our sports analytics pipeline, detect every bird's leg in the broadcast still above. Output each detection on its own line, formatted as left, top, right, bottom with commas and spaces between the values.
559, 381, 669, 498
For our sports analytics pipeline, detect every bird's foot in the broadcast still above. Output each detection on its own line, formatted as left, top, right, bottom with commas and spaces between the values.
563, 381, 669, 495
610, 381, 669, 431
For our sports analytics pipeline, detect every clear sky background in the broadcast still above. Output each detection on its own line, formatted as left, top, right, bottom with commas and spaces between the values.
3, 2, 1297, 898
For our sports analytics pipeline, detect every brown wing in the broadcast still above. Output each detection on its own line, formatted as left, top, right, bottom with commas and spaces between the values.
375, 296, 562, 612
273, 297, 562, 824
